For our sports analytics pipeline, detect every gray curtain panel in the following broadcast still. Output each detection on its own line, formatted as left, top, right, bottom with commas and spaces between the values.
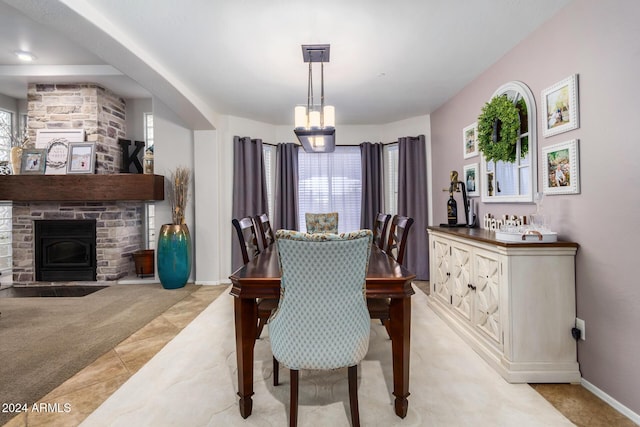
360, 142, 384, 230
398, 135, 429, 280
274, 143, 299, 232
232, 136, 269, 271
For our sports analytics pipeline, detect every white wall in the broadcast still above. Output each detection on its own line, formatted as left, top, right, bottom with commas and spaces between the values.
152, 96, 195, 280
125, 98, 152, 141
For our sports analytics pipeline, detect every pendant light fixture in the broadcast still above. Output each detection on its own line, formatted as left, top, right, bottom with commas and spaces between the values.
294, 44, 335, 153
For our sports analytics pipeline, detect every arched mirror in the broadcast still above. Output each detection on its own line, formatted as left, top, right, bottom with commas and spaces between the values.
480, 81, 537, 203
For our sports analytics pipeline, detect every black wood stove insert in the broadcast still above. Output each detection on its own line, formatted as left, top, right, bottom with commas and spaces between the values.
35, 220, 97, 281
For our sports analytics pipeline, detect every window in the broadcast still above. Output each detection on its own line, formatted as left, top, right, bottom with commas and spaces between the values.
143, 113, 155, 249
481, 81, 537, 203
384, 144, 399, 215
0, 110, 12, 282
298, 146, 361, 233
262, 144, 275, 220
0, 110, 12, 162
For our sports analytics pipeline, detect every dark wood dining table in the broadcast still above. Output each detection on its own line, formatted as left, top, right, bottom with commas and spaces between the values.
229, 243, 416, 419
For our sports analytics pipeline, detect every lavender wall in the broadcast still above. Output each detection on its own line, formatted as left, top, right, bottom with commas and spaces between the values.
431, 0, 640, 416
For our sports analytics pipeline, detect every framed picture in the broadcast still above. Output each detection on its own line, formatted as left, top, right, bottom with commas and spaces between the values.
542, 139, 580, 195
20, 149, 47, 175
67, 142, 96, 174
463, 163, 480, 197
35, 129, 85, 175
463, 122, 479, 159
542, 74, 579, 137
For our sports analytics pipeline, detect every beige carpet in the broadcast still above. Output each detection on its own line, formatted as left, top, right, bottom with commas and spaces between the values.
81, 286, 575, 426
0, 283, 198, 425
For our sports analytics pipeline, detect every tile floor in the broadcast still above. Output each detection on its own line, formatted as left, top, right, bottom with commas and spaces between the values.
3, 283, 636, 427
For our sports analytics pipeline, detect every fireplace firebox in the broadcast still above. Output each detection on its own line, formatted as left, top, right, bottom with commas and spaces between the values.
35, 220, 97, 281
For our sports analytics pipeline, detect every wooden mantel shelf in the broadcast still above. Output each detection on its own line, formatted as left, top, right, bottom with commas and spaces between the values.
0, 174, 164, 202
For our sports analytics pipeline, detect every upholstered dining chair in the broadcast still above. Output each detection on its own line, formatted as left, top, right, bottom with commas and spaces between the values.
368, 214, 414, 337
305, 212, 339, 234
270, 229, 373, 427
255, 213, 275, 250
232, 216, 278, 339
373, 212, 391, 250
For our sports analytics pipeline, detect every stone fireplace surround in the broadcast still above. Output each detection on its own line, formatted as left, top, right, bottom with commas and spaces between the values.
12, 202, 143, 282
9, 83, 145, 283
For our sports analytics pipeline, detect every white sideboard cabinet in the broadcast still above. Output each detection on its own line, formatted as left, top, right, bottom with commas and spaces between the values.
427, 227, 580, 383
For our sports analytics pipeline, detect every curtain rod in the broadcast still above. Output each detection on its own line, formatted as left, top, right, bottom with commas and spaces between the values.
262, 141, 397, 147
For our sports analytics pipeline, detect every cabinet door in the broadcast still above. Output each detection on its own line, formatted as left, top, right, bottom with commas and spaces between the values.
473, 250, 501, 345
432, 237, 451, 305
450, 244, 472, 321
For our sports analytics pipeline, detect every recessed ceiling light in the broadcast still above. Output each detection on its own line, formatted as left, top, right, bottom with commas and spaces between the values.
14, 50, 37, 61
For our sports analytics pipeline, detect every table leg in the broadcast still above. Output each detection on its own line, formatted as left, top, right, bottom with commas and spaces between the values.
389, 296, 411, 418
234, 297, 258, 418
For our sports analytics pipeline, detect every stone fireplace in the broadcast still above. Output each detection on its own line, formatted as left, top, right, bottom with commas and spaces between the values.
9, 83, 146, 283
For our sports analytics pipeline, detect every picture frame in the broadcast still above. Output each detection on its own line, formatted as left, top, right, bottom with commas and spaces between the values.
67, 142, 96, 174
463, 163, 480, 197
542, 139, 580, 195
35, 129, 85, 175
463, 122, 479, 159
542, 74, 579, 137
20, 149, 47, 175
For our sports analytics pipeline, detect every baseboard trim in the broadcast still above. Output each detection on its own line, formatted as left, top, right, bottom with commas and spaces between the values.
581, 378, 640, 424
194, 280, 227, 286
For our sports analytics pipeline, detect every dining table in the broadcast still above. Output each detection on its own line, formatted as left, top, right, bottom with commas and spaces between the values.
229, 243, 416, 419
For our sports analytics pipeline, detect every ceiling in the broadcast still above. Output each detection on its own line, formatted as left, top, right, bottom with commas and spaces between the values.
0, 0, 571, 129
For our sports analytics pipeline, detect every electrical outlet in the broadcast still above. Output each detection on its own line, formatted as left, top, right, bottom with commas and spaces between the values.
576, 317, 586, 341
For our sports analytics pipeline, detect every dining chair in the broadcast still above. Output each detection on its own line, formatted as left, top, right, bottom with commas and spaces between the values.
255, 213, 275, 250
368, 214, 414, 337
305, 212, 339, 234
232, 216, 277, 339
270, 229, 373, 427
384, 215, 414, 265
373, 212, 391, 250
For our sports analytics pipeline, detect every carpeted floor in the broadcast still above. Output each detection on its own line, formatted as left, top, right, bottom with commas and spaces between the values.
0, 283, 198, 425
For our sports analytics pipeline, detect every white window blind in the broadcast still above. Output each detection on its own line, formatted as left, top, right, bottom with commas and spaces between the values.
385, 144, 399, 215
298, 146, 362, 233
262, 144, 275, 220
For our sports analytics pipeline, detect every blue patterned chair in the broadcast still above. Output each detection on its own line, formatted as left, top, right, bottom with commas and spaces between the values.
305, 212, 339, 234
270, 229, 372, 427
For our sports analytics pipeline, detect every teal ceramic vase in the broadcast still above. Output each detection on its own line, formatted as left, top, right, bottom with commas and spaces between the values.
157, 223, 191, 289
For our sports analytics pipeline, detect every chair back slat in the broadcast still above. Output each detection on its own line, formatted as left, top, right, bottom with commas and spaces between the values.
255, 213, 275, 249
373, 213, 391, 250
232, 217, 260, 264
385, 215, 414, 265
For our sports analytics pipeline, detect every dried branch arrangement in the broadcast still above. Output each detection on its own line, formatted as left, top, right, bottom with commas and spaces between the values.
167, 166, 191, 224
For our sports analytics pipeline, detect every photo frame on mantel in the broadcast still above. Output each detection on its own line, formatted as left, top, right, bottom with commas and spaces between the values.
35, 129, 85, 175
20, 149, 47, 175
67, 142, 96, 174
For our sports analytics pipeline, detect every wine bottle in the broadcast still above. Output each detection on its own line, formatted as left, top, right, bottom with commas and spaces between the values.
447, 194, 458, 225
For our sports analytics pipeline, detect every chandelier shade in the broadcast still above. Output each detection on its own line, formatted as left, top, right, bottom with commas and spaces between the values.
294, 44, 335, 153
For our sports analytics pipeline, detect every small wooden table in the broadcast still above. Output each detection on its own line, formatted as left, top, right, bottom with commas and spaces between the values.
229, 244, 416, 419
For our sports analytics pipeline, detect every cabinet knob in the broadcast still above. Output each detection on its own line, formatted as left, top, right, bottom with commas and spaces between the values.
468, 284, 477, 291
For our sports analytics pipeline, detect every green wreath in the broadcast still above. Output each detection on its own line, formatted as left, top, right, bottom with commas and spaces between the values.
477, 95, 524, 163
